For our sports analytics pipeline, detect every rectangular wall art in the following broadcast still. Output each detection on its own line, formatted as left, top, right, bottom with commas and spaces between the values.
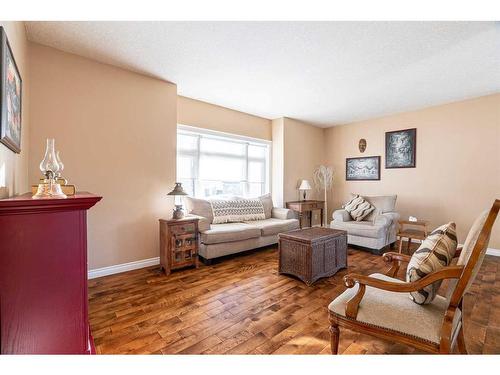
0, 26, 22, 153
346, 156, 380, 181
385, 128, 416, 168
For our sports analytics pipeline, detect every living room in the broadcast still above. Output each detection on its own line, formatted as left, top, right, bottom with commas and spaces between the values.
0, 1, 499, 371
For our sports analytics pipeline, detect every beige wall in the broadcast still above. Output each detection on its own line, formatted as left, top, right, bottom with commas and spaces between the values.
271, 118, 284, 207
283, 118, 325, 204
269, 118, 325, 226
0, 22, 30, 198
29, 43, 178, 269
324, 94, 500, 248
178, 95, 271, 140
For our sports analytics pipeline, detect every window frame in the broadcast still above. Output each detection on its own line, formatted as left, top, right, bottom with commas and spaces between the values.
177, 124, 272, 198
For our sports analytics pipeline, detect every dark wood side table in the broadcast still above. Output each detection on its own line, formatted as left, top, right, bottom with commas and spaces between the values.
278, 227, 347, 286
286, 200, 325, 228
159, 216, 199, 275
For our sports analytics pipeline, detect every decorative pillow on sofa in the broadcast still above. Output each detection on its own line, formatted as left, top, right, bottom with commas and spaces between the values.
211, 198, 266, 224
406, 222, 458, 305
344, 195, 375, 221
184, 196, 214, 223
258, 194, 273, 219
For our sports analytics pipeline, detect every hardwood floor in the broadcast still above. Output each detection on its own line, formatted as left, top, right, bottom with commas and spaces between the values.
88, 245, 500, 354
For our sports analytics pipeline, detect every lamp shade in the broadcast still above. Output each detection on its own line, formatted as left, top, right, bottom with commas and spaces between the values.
298, 179, 312, 190
167, 182, 188, 196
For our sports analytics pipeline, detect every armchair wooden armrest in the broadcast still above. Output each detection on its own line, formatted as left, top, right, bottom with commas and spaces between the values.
343, 265, 464, 319
382, 251, 412, 277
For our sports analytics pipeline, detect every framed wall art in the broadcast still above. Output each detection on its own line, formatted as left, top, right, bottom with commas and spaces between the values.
346, 156, 380, 181
385, 128, 416, 168
0, 26, 22, 153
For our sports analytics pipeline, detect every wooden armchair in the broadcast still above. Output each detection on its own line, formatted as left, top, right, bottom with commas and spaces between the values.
328, 199, 500, 354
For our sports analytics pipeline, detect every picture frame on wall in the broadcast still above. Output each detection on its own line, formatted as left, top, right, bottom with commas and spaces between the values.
0, 26, 22, 154
346, 156, 381, 181
385, 128, 416, 168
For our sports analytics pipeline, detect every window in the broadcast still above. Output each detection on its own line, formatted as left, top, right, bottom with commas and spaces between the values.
177, 125, 271, 198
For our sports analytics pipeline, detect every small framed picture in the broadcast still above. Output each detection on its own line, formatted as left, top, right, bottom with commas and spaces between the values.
0, 26, 22, 154
346, 156, 381, 181
385, 128, 416, 168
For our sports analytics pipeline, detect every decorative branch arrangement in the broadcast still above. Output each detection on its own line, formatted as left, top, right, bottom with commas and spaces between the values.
313, 165, 334, 226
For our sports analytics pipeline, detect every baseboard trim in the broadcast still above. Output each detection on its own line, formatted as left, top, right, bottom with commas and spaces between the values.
486, 248, 500, 257
400, 239, 500, 257
88, 257, 160, 279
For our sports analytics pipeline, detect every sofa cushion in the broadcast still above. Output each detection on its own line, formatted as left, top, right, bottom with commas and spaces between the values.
243, 218, 299, 236
184, 196, 214, 223
344, 195, 375, 221
330, 220, 386, 239
407, 222, 458, 305
328, 273, 461, 344
358, 194, 397, 213
259, 194, 273, 219
350, 194, 397, 222
200, 223, 261, 245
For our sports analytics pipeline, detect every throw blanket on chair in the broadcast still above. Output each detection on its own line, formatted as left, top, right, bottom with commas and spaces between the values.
211, 199, 266, 224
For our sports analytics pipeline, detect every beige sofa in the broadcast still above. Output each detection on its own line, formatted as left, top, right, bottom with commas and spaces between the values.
184, 195, 299, 262
330, 194, 399, 254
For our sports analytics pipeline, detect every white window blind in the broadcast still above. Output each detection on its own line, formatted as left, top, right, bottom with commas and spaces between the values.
177, 126, 271, 198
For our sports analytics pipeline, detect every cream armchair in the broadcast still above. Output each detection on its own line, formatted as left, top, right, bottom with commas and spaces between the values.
330, 195, 399, 254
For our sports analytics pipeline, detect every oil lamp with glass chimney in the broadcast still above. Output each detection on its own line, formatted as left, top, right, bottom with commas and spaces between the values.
32, 138, 67, 199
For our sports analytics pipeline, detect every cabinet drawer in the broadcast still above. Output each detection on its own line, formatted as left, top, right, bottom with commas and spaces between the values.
309, 202, 324, 210
286, 202, 301, 211
170, 223, 196, 235
302, 203, 318, 210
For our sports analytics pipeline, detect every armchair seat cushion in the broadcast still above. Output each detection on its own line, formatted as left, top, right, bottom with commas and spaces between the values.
200, 223, 261, 245
330, 220, 387, 239
243, 218, 299, 236
328, 273, 460, 344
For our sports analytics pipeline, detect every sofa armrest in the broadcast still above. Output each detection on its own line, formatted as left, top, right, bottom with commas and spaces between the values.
374, 211, 400, 226
332, 209, 351, 222
272, 207, 295, 220
185, 214, 211, 232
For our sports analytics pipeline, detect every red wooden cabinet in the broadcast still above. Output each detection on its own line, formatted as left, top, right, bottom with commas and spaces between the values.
0, 192, 101, 354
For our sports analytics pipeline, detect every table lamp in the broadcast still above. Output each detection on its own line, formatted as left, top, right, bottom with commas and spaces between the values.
298, 179, 312, 201
167, 182, 188, 219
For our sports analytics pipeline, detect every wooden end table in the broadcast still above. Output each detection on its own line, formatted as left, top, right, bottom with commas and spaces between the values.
397, 220, 429, 254
159, 216, 199, 275
286, 200, 325, 228
278, 227, 347, 286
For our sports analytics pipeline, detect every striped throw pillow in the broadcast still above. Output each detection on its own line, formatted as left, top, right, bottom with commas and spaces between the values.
406, 222, 458, 305
211, 199, 266, 224
344, 195, 375, 221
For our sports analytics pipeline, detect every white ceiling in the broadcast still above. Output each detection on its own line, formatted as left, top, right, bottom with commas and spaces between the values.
25, 21, 500, 127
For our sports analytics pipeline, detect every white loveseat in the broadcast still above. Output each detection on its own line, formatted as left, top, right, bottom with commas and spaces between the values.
185, 194, 299, 262
330, 194, 400, 254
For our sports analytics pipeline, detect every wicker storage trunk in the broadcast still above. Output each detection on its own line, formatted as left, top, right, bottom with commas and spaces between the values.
278, 227, 348, 285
